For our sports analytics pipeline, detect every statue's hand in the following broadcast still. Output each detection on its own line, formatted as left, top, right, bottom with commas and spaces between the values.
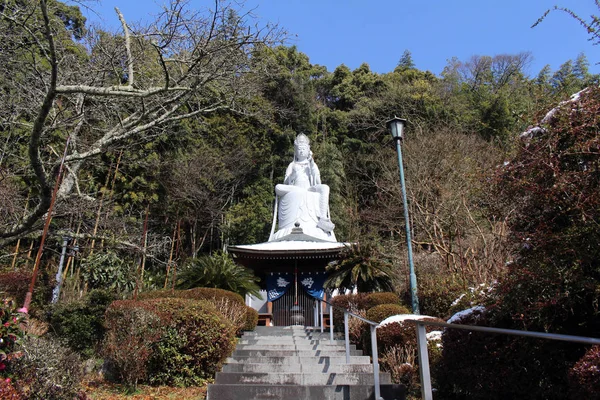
289, 165, 301, 181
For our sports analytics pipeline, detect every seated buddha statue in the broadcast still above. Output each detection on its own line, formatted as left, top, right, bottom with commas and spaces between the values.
269, 133, 336, 242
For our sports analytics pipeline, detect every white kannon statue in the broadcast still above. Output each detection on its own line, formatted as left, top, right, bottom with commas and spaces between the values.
269, 134, 336, 242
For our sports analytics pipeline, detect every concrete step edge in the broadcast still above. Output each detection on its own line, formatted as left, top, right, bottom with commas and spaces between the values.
206, 383, 407, 400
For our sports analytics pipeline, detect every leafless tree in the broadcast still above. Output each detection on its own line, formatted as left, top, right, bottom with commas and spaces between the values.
0, 0, 282, 247
360, 126, 509, 284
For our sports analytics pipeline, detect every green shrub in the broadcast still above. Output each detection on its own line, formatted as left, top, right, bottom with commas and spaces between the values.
147, 298, 236, 385
80, 250, 136, 293
176, 252, 261, 297
10, 336, 84, 400
244, 306, 258, 331
103, 297, 236, 387
365, 292, 401, 309
47, 289, 115, 357
366, 304, 410, 323
417, 273, 468, 319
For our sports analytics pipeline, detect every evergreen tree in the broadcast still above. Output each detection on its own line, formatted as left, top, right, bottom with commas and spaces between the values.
395, 49, 415, 72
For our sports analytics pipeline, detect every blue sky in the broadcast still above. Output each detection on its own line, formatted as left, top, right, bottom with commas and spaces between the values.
81, 0, 600, 77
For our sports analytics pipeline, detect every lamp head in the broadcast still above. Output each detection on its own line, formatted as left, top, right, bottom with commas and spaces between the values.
386, 116, 407, 140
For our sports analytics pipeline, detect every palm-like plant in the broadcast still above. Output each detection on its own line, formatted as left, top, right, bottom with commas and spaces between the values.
176, 252, 261, 298
325, 244, 393, 293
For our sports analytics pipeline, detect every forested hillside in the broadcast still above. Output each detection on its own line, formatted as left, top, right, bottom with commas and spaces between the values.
0, 0, 596, 307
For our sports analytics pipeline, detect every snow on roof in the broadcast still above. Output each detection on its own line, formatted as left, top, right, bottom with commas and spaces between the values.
231, 241, 350, 252
377, 314, 436, 328
447, 305, 486, 324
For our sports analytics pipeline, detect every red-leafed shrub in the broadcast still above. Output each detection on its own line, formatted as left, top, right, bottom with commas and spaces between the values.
373, 316, 444, 351
436, 307, 583, 400
330, 293, 369, 331
0, 378, 21, 400
0, 271, 31, 304
366, 304, 410, 323
103, 301, 162, 388
569, 345, 600, 399
103, 297, 236, 388
365, 292, 401, 309
489, 87, 600, 335
439, 86, 600, 399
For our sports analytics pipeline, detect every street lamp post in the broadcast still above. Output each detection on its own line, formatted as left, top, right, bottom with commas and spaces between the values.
386, 117, 420, 314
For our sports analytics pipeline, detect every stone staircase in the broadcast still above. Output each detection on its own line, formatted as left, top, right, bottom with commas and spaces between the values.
206, 326, 405, 400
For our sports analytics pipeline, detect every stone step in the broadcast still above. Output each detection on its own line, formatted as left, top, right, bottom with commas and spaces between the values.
215, 371, 391, 385
226, 355, 372, 365
235, 344, 356, 351
238, 339, 347, 345
242, 327, 340, 336
206, 383, 406, 400
240, 333, 339, 339
231, 349, 363, 357
208, 325, 406, 399
222, 362, 375, 374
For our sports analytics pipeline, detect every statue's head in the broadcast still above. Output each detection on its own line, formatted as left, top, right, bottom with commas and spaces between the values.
294, 133, 310, 161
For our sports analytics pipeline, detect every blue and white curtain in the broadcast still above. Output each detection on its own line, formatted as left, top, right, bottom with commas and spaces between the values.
299, 271, 327, 300
266, 271, 327, 301
266, 272, 293, 301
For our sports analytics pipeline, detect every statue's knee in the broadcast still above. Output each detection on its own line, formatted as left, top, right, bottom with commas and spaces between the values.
315, 184, 329, 196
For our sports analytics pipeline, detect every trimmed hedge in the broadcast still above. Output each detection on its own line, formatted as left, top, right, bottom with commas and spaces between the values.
138, 287, 248, 335
365, 292, 401, 309
138, 287, 244, 305
244, 306, 258, 331
366, 304, 410, 323
103, 297, 236, 387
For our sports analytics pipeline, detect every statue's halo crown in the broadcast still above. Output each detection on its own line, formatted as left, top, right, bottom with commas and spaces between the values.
294, 133, 310, 146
